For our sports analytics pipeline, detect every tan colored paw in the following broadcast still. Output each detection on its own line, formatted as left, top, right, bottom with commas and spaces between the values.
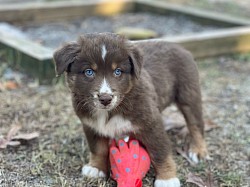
188, 139, 209, 163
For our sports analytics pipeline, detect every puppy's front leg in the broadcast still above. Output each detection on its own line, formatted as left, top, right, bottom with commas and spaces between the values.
82, 125, 109, 178
139, 119, 180, 187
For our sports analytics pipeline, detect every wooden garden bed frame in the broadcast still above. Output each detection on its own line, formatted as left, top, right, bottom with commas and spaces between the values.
1, 0, 250, 83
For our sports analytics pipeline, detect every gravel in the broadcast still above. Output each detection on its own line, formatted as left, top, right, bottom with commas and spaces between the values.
17, 13, 221, 49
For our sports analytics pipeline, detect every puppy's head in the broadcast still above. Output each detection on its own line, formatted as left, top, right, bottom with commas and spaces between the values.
53, 33, 142, 111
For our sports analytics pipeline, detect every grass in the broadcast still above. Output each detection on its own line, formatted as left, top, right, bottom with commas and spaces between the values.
1, 54, 249, 186
218, 172, 243, 187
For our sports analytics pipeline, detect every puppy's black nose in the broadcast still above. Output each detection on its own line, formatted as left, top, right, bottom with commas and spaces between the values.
98, 93, 113, 106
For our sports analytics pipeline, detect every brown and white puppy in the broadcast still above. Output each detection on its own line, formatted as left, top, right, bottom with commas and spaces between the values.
53, 33, 208, 187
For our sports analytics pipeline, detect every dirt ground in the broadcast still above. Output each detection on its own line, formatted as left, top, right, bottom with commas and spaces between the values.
0, 54, 249, 187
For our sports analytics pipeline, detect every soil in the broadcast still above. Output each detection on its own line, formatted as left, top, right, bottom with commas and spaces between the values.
0, 54, 249, 187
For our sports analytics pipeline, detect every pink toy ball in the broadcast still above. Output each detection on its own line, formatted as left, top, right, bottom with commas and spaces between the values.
109, 139, 151, 187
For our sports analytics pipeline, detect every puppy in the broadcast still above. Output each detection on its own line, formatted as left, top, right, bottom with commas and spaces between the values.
53, 33, 208, 187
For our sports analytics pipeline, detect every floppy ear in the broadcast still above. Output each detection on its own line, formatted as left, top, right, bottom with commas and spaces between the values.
128, 45, 143, 79
53, 42, 80, 76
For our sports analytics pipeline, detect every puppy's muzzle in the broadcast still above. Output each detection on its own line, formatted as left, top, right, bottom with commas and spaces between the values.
98, 93, 113, 106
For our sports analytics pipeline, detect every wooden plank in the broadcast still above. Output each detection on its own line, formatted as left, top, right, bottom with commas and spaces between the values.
165, 27, 250, 58
135, 0, 250, 27
136, 27, 250, 58
0, 29, 55, 84
2, 25, 250, 83
0, 0, 134, 24
0, 30, 52, 60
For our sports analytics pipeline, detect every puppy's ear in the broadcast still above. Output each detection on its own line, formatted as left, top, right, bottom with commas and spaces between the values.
53, 42, 80, 76
128, 45, 143, 79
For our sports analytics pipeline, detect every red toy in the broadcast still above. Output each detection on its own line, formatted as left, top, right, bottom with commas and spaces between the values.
109, 138, 151, 187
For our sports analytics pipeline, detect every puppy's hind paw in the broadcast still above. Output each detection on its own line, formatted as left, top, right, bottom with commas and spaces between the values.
82, 165, 106, 178
154, 178, 180, 187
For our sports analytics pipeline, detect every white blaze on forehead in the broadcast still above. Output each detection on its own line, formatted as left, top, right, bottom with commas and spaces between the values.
101, 45, 107, 61
99, 78, 112, 94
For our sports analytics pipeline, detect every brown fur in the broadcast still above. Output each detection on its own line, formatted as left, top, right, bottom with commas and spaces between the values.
83, 125, 109, 173
53, 33, 207, 181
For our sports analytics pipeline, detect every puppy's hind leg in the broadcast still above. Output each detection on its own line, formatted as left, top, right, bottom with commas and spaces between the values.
176, 81, 208, 163
139, 114, 180, 187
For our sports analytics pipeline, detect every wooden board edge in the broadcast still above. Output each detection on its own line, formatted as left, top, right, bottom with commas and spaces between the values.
134, 0, 250, 27
0, 0, 135, 24
135, 26, 250, 58
166, 26, 250, 58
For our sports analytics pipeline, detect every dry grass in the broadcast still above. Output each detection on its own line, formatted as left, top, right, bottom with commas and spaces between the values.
0, 54, 249, 187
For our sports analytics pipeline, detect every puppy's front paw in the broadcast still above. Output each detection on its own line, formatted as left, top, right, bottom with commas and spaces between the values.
154, 178, 180, 187
188, 136, 209, 164
188, 141, 209, 164
188, 151, 199, 164
82, 165, 106, 178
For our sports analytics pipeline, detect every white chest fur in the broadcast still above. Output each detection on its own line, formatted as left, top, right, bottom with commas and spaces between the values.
81, 111, 135, 138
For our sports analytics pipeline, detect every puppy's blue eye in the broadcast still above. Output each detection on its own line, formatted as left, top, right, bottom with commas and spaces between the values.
84, 69, 94, 77
114, 68, 122, 76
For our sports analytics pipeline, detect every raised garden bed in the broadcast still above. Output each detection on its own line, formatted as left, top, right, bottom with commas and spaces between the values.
18, 13, 221, 49
1, 0, 250, 83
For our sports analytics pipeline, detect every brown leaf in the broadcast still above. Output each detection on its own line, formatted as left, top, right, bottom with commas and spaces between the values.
164, 122, 185, 131
205, 120, 219, 132
176, 148, 196, 166
4, 81, 19, 90
177, 126, 189, 139
7, 124, 22, 140
7, 141, 21, 146
186, 172, 215, 187
0, 125, 38, 149
0, 82, 5, 91
186, 172, 206, 187
12, 132, 39, 140
0, 138, 8, 149
205, 171, 215, 187
162, 115, 185, 131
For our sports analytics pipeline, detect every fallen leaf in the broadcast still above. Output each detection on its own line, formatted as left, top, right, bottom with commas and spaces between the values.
205, 120, 219, 132
0, 82, 5, 91
164, 121, 185, 131
177, 126, 189, 139
176, 148, 196, 166
186, 172, 206, 187
4, 81, 19, 90
186, 172, 215, 187
7, 141, 21, 146
0, 125, 39, 149
7, 124, 22, 140
205, 171, 215, 187
163, 113, 219, 133
0, 138, 8, 149
12, 132, 39, 140
162, 115, 185, 131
